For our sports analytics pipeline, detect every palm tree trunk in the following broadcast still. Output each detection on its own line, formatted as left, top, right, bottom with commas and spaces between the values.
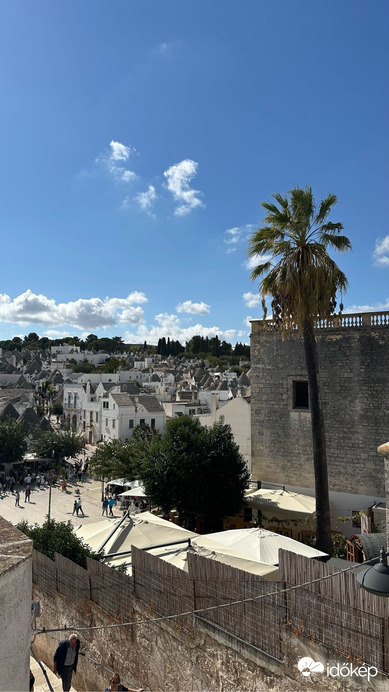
302, 319, 333, 556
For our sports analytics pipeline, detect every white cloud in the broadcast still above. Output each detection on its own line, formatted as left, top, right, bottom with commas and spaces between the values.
163, 159, 204, 216
124, 313, 239, 345
223, 224, 256, 253
242, 292, 261, 308
245, 253, 273, 272
135, 185, 157, 215
176, 300, 210, 315
0, 290, 147, 330
95, 141, 137, 185
109, 140, 132, 161
373, 236, 389, 266
44, 329, 73, 338
344, 299, 389, 314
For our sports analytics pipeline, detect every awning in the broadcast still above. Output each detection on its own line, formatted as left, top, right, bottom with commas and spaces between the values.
245, 488, 316, 515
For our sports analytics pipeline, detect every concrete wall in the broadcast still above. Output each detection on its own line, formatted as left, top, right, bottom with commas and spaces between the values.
250, 323, 389, 496
0, 518, 33, 692
197, 396, 251, 471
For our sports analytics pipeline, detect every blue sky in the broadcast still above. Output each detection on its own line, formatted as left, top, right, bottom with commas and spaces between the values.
0, 1, 388, 345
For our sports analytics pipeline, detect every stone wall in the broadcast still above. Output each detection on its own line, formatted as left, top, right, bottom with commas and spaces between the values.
30, 547, 389, 691
250, 323, 389, 495
0, 518, 33, 692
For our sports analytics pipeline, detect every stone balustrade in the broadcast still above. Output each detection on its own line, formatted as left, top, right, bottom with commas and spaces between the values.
251, 310, 389, 332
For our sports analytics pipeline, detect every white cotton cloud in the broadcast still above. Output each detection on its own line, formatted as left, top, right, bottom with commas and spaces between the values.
136, 185, 157, 215
124, 313, 238, 346
242, 292, 261, 308
223, 225, 256, 253
245, 253, 273, 272
176, 300, 210, 315
0, 290, 147, 330
95, 141, 138, 185
163, 159, 204, 216
110, 140, 132, 161
344, 299, 389, 314
373, 236, 389, 267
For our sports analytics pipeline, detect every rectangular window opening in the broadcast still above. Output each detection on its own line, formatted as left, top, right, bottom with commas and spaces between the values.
293, 380, 309, 409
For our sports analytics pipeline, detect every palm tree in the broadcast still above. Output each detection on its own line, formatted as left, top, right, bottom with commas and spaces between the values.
248, 186, 351, 555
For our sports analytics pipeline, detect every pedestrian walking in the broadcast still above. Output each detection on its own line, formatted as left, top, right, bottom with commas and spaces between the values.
104, 672, 144, 692
108, 496, 115, 516
102, 497, 109, 516
10, 476, 15, 493
77, 498, 85, 517
72, 500, 79, 516
53, 633, 80, 692
25, 485, 31, 502
61, 479, 67, 492
15, 490, 20, 507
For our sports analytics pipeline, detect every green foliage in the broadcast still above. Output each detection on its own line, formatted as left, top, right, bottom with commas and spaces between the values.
0, 419, 27, 465
31, 429, 83, 462
140, 416, 250, 530
52, 401, 64, 416
248, 186, 351, 328
331, 532, 347, 559
17, 519, 103, 568
73, 361, 96, 373
89, 424, 160, 480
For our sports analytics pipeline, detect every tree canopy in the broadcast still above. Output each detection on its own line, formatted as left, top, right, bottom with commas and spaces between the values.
140, 416, 250, 530
31, 429, 83, 463
88, 424, 160, 480
17, 519, 102, 568
0, 419, 27, 466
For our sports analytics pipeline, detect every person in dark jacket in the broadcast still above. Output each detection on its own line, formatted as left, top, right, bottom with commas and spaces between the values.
53, 633, 80, 691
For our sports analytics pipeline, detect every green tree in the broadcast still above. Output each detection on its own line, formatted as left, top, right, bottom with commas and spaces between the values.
248, 186, 351, 555
89, 425, 160, 480
0, 419, 27, 466
17, 519, 103, 568
140, 417, 250, 530
52, 401, 64, 416
31, 430, 83, 463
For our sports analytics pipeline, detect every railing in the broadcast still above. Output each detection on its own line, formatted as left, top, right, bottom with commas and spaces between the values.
251, 311, 389, 332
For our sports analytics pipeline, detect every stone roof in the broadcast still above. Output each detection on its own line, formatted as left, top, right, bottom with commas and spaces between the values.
137, 395, 164, 413
238, 372, 250, 387
0, 402, 19, 422
110, 393, 135, 407
120, 382, 140, 395
39, 417, 53, 432
17, 406, 41, 434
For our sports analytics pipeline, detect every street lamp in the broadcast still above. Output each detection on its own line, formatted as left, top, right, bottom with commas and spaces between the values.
356, 547, 389, 597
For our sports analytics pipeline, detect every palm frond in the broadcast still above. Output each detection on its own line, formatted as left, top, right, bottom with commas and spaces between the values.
250, 261, 272, 282
321, 233, 352, 251
315, 194, 337, 224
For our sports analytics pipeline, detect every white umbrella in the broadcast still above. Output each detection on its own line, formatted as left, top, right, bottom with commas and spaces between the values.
245, 488, 316, 515
118, 486, 147, 498
192, 527, 327, 565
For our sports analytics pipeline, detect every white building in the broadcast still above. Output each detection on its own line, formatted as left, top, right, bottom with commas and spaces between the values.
196, 394, 251, 472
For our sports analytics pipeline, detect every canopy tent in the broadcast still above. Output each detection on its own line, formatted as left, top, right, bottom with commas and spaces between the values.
77, 512, 281, 578
245, 488, 316, 515
118, 484, 147, 498
76, 511, 195, 557
192, 527, 327, 565
106, 478, 130, 487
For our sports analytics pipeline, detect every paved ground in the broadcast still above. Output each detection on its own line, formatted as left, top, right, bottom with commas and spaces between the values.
3, 473, 125, 530
30, 654, 76, 692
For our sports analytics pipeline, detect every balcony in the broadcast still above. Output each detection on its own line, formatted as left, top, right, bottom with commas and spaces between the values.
251, 311, 389, 333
